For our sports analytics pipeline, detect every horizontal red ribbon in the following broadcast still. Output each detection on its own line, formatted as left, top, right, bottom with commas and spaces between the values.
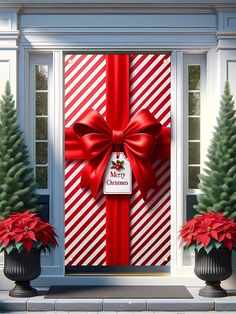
65, 125, 170, 159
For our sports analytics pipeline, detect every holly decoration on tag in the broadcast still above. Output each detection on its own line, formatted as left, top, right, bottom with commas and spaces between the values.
111, 160, 124, 171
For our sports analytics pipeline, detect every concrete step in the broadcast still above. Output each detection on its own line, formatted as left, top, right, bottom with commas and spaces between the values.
0, 288, 236, 312
5, 312, 236, 314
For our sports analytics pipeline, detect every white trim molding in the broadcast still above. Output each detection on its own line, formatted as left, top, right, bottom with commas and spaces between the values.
0, 10, 19, 48
0, 50, 17, 98
1, 0, 236, 7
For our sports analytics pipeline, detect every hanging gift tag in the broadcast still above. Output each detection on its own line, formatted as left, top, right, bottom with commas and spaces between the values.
103, 152, 132, 194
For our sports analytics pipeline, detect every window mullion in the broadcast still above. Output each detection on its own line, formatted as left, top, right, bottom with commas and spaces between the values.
34, 63, 49, 190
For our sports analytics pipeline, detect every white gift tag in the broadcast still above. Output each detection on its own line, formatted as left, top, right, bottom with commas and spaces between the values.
103, 152, 132, 194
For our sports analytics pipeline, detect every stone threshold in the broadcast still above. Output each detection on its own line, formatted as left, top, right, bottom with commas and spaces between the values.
0, 287, 236, 312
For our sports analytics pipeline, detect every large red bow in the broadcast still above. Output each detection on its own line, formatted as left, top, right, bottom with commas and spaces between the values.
66, 108, 164, 199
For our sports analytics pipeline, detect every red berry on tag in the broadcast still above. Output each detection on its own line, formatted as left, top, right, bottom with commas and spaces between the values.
115, 164, 121, 170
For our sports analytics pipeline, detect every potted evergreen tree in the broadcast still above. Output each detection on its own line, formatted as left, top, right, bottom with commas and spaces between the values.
180, 81, 236, 297
0, 82, 57, 297
194, 81, 236, 218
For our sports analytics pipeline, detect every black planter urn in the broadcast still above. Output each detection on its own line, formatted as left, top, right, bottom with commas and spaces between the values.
4, 248, 41, 297
194, 247, 232, 297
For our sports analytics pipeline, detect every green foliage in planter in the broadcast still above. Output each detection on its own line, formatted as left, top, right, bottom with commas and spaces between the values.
0, 81, 38, 219
194, 81, 236, 219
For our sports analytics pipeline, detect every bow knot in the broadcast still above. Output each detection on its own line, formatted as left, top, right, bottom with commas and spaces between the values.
112, 130, 124, 144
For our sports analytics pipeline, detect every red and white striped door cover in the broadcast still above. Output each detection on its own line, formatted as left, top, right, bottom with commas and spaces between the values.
64, 54, 171, 267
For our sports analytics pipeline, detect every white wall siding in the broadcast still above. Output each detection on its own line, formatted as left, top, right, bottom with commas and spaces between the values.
0, 10, 17, 102
0, 0, 235, 288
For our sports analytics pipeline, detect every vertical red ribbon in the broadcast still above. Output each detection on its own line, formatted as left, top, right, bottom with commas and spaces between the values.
105, 55, 130, 266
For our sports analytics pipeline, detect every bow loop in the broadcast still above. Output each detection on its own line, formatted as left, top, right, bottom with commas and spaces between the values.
73, 110, 111, 139
124, 134, 155, 159
125, 109, 162, 137
79, 133, 111, 160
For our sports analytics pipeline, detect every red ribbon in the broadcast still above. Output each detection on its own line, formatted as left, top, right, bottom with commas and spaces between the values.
67, 109, 162, 199
65, 54, 170, 265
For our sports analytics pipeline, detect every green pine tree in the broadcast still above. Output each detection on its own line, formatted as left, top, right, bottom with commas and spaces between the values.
0, 81, 38, 219
194, 81, 236, 219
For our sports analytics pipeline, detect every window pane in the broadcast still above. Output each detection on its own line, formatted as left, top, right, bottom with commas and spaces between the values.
188, 65, 200, 90
36, 92, 48, 115
189, 142, 200, 164
189, 117, 200, 140
36, 142, 48, 164
36, 117, 48, 140
189, 92, 200, 115
186, 194, 198, 220
36, 167, 48, 189
189, 166, 200, 189
36, 65, 48, 90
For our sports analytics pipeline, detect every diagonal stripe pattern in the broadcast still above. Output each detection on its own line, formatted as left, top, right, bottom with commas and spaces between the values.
64, 54, 106, 266
64, 54, 171, 267
129, 54, 171, 266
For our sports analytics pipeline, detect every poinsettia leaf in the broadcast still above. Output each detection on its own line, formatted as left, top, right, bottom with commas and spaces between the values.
212, 223, 222, 229
0, 243, 5, 252
6, 244, 14, 254
28, 231, 37, 241
15, 234, 23, 243
197, 234, 211, 248
210, 230, 219, 241
23, 239, 33, 253
205, 243, 213, 254
16, 246, 21, 253
196, 243, 203, 252
111, 166, 115, 169
186, 243, 195, 252
15, 241, 22, 249
218, 233, 225, 242
112, 161, 116, 165
120, 161, 124, 165
214, 241, 222, 249
30, 221, 38, 229
2, 233, 9, 240
18, 245, 24, 253
36, 242, 41, 248
15, 241, 23, 252
224, 238, 233, 250
4, 238, 9, 247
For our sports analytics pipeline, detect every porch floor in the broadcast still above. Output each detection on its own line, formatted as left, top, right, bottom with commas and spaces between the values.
0, 287, 236, 312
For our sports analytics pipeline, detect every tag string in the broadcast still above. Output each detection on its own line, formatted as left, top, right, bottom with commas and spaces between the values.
116, 145, 120, 159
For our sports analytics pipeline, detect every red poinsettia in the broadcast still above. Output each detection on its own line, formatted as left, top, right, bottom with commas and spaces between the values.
0, 211, 57, 254
179, 212, 236, 253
